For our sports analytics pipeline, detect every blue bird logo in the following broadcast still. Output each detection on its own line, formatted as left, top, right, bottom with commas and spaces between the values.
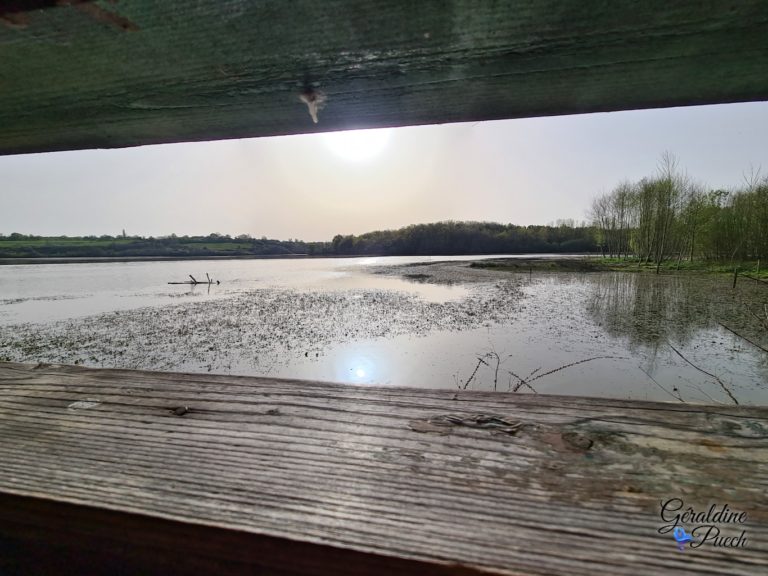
673, 526, 696, 550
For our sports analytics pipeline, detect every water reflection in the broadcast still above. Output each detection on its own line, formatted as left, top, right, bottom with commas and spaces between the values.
340, 353, 378, 384
586, 274, 713, 348
581, 272, 767, 402
0, 255, 480, 324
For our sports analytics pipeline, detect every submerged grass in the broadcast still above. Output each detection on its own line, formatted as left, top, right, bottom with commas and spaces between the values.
471, 257, 768, 279
586, 257, 768, 279
0, 282, 524, 375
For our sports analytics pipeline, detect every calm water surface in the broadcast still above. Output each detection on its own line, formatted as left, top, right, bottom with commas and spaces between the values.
0, 256, 498, 323
1, 255, 765, 404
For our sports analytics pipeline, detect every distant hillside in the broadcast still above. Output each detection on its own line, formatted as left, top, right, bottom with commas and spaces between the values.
0, 222, 597, 259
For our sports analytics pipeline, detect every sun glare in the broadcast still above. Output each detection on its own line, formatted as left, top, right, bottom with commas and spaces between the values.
323, 128, 392, 162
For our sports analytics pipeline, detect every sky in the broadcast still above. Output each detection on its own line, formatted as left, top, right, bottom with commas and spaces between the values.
1, 101, 767, 241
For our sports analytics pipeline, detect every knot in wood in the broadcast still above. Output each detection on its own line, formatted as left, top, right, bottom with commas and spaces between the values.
410, 413, 522, 435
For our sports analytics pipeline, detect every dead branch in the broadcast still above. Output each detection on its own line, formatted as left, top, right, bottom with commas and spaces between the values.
487, 351, 501, 391
507, 369, 538, 394
741, 274, 768, 286
717, 322, 768, 354
688, 381, 725, 405
639, 365, 685, 403
744, 303, 768, 331
462, 356, 488, 390
667, 342, 739, 405
526, 356, 626, 384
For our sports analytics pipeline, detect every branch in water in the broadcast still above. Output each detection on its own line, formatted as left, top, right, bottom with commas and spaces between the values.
667, 341, 739, 405
526, 356, 627, 384
506, 369, 538, 394
462, 356, 488, 390
639, 365, 685, 403
742, 304, 768, 332
471, 354, 626, 395
717, 321, 767, 354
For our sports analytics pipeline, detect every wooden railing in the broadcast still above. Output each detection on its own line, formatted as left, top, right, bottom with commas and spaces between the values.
0, 362, 766, 574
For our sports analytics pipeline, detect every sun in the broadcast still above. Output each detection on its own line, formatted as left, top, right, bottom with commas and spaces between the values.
323, 128, 392, 162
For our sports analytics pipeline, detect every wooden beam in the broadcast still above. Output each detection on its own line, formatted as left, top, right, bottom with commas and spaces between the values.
0, 362, 766, 574
0, 1, 767, 155
0, 493, 486, 576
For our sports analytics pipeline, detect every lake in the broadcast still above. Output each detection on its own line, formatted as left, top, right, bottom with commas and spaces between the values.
1, 255, 766, 405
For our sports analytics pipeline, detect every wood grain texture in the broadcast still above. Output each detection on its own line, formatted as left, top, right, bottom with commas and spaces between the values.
0, 361, 766, 575
1, 1, 767, 154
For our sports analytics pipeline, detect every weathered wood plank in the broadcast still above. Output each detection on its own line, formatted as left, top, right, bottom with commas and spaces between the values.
1, 1, 768, 155
0, 361, 766, 575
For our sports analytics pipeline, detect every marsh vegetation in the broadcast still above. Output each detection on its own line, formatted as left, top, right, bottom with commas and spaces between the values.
590, 153, 768, 269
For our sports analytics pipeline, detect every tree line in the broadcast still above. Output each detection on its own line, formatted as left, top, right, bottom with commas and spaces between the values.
0, 233, 307, 258
590, 152, 767, 269
0, 222, 598, 258
326, 221, 596, 255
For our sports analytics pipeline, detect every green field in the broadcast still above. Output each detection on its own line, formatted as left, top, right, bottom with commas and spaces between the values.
0, 235, 309, 258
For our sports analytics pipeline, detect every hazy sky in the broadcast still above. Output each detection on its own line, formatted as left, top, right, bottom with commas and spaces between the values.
1, 101, 767, 241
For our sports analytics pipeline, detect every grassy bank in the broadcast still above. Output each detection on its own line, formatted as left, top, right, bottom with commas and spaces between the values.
471, 257, 768, 280
470, 258, 611, 272
590, 257, 768, 280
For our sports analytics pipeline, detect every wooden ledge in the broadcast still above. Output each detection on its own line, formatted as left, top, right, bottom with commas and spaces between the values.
0, 362, 766, 575
2, 1, 768, 154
